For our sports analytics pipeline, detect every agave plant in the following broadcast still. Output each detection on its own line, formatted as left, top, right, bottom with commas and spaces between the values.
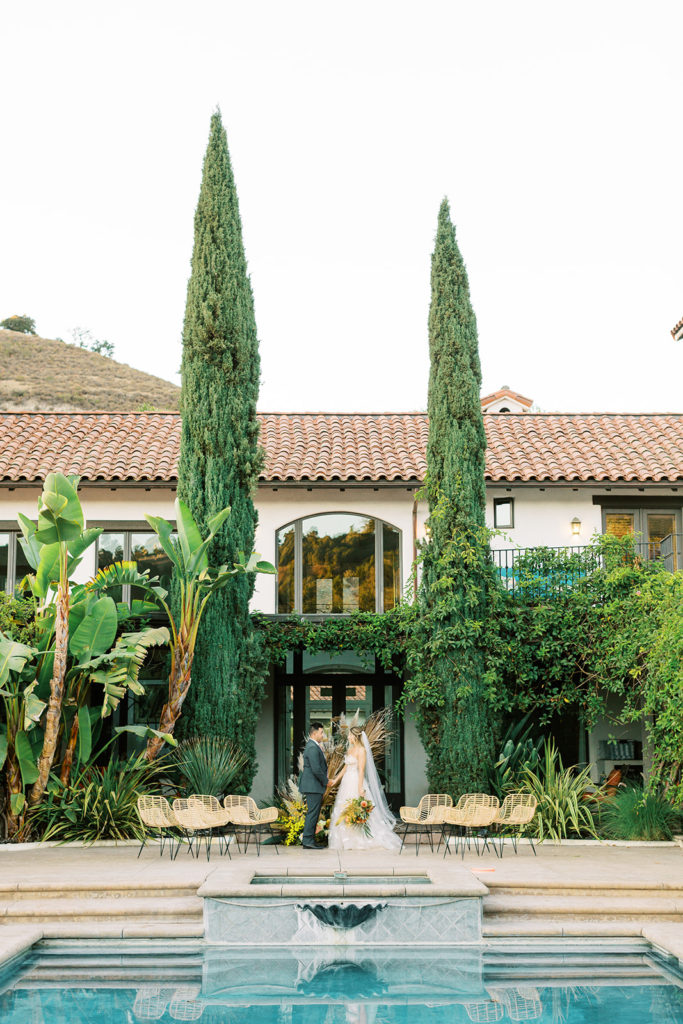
173, 736, 248, 798
30, 751, 167, 844
521, 739, 600, 840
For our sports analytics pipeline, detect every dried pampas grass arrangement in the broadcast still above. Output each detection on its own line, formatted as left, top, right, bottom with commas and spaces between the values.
323, 705, 395, 806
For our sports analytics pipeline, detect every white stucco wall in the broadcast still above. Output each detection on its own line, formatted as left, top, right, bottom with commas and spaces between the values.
3, 479, 674, 800
252, 486, 419, 612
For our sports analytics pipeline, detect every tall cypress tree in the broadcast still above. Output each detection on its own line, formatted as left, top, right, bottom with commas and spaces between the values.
177, 110, 266, 788
409, 199, 496, 794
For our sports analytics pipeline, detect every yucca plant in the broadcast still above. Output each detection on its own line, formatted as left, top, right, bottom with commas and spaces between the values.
600, 785, 681, 841
521, 739, 600, 840
173, 736, 247, 798
30, 752, 166, 843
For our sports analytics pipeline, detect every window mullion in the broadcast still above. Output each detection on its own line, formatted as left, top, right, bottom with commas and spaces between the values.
375, 520, 382, 614
295, 520, 303, 613
124, 532, 132, 606
8, 533, 17, 594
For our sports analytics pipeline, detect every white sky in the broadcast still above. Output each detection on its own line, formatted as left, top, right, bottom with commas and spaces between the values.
2, 1, 682, 413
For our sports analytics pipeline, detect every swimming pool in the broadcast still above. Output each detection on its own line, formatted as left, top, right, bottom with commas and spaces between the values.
1, 940, 682, 1023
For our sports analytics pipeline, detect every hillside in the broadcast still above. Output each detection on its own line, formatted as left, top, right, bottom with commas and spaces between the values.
0, 330, 180, 411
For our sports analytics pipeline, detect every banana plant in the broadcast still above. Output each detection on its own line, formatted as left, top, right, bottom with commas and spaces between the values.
0, 633, 43, 836
58, 621, 170, 785
140, 499, 275, 759
16, 474, 102, 807
14, 475, 172, 802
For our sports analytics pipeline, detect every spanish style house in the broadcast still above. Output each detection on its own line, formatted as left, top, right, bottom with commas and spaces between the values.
1, 401, 682, 804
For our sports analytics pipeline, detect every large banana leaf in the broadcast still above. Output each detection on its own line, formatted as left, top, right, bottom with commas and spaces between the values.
35, 473, 84, 545
15, 730, 39, 785
142, 516, 179, 572
175, 499, 204, 569
114, 724, 177, 746
23, 681, 46, 729
67, 528, 102, 558
87, 560, 168, 601
0, 633, 36, 687
17, 514, 42, 571
87, 626, 170, 717
77, 706, 93, 764
69, 596, 118, 659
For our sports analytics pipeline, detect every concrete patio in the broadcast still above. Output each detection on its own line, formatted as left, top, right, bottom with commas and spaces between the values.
0, 842, 681, 966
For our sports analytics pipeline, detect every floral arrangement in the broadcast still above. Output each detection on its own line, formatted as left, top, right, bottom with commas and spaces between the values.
274, 776, 308, 846
315, 815, 331, 839
336, 795, 374, 837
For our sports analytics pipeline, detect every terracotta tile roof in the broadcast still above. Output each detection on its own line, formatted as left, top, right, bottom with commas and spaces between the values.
0, 411, 682, 485
672, 316, 683, 341
480, 386, 533, 408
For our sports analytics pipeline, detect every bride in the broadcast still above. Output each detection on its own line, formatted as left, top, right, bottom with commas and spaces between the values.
327, 726, 400, 851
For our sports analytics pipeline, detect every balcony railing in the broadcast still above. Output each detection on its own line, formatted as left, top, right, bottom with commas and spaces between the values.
491, 535, 679, 598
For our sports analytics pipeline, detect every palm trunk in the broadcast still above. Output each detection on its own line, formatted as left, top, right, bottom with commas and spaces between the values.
145, 640, 195, 761
29, 548, 69, 807
59, 713, 80, 786
5, 750, 23, 839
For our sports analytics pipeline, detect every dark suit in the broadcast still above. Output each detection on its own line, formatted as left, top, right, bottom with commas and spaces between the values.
300, 738, 328, 847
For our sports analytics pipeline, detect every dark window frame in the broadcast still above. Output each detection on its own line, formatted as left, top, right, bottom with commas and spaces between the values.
595, 498, 682, 570
275, 511, 402, 616
493, 496, 515, 529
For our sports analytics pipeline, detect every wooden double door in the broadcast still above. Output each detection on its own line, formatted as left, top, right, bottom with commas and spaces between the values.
274, 658, 404, 810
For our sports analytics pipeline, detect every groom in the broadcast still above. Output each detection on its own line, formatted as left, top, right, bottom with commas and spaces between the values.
300, 721, 329, 849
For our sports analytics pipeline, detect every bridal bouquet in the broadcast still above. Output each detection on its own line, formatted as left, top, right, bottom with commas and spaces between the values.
337, 796, 375, 837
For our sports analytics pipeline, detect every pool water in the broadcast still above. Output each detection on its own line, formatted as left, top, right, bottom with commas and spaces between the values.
1, 942, 682, 1023
250, 874, 432, 885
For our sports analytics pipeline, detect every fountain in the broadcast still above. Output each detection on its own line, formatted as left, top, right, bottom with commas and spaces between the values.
198, 863, 486, 945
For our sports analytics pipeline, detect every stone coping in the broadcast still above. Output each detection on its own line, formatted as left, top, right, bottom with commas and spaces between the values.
198, 862, 488, 900
0, 926, 43, 970
0, 837, 678, 852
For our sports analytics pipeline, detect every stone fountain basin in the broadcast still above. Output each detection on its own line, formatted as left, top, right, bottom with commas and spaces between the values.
198, 863, 487, 899
198, 863, 487, 944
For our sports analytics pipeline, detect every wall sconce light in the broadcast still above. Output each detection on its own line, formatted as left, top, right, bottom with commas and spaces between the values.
571, 517, 581, 537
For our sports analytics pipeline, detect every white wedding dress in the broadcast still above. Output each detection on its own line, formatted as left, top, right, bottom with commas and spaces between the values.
328, 747, 400, 851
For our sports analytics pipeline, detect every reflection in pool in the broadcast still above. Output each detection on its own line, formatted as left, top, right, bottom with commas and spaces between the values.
1, 942, 682, 1024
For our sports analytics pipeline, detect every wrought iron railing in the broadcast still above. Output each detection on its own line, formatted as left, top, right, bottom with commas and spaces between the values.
491, 535, 679, 598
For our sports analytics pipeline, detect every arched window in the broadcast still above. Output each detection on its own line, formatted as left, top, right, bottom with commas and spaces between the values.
276, 512, 401, 614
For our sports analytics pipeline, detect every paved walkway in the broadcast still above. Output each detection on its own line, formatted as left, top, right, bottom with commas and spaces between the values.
0, 840, 680, 890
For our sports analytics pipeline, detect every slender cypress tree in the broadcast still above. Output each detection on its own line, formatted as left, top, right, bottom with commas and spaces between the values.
177, 110, 266, 788
410, 199, 496, 794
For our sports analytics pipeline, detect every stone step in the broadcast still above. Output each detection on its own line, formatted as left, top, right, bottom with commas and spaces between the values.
37, 918, 205, 939
4, 885, 199, 901
483, 894, 683, 918
1, 896, 203, 922
486, 884, 683, 898
484, 919, 647, 937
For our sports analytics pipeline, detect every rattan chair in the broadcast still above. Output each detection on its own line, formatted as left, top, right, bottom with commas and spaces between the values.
504, 987, 542, 1021
492, 793, 538, 855
136, 795, 182, 859
133, 986, 171, 1020
442, 794, 500, 857
223, 795, 280, 855
169, 986, 204, 1021
188, 795, 234, 858
171, 798, 217, 860
398, 794, 453, 854
464, 1001, 504, 1022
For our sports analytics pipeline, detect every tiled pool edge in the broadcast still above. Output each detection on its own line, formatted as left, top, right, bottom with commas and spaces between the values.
199, 863, 487, 946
